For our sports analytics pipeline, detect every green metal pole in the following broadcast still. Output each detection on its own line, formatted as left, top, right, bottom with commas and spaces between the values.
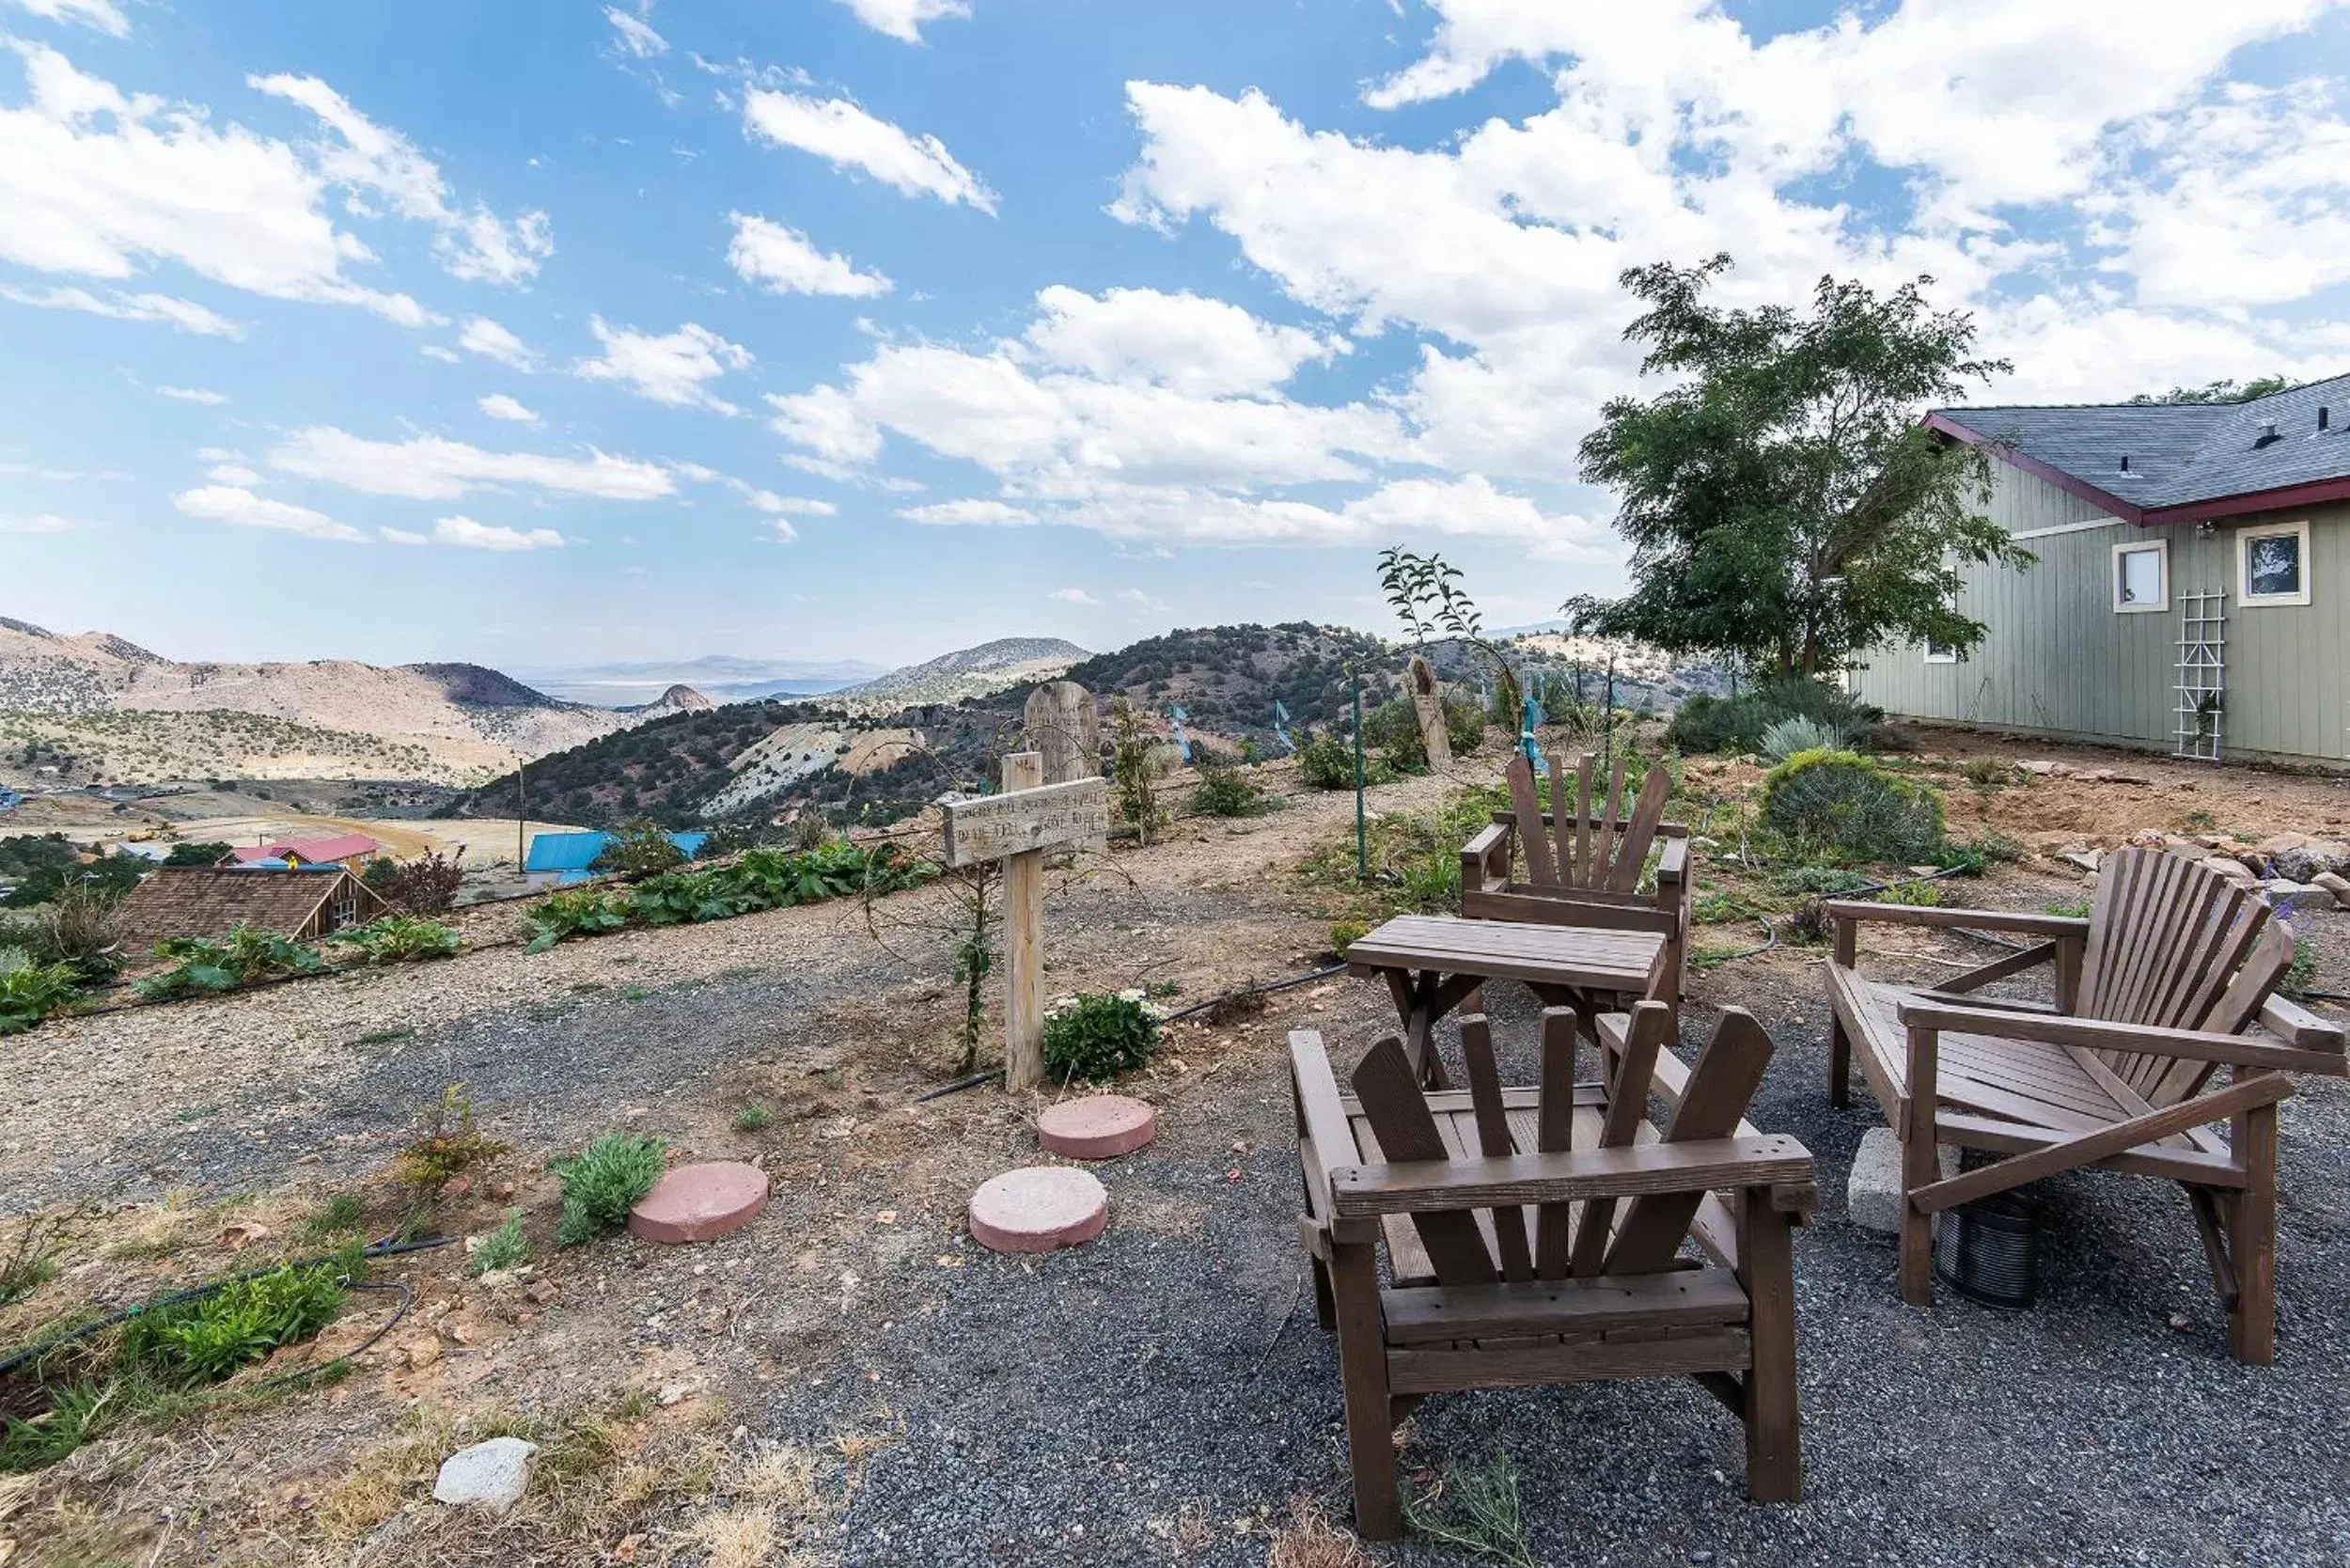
1351, 668, 1368, 883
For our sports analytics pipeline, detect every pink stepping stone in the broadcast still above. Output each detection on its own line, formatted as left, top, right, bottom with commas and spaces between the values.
1038, 1094, 1157, 1160
968, 1166, 1108, 1255
628, 1161, 770, 1245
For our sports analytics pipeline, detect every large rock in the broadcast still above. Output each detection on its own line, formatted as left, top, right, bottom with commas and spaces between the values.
2264, 878, 2335, 914
433, 1437, 539, 1512
1847, 1127, 1958, 1236
2273, 840, 2350, 885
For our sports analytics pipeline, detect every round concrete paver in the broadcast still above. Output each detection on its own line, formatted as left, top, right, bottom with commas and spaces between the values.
968, 1166, 1109, 1254
628, 1161, 770, 1245
1037, 1094, 1157, 1160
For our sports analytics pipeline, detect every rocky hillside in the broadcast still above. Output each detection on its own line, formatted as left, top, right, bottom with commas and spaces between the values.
834, 637, 1088, 713
0, 619, 659, 782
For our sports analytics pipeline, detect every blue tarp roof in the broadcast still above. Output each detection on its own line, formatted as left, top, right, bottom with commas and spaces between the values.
524, 830, 707, 873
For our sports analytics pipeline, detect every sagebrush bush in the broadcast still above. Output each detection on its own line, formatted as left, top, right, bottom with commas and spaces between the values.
553, 1133, 667, 1246
1668, 679, 1894, 757
1758, 714, 1848, 763
467, 1209, 530, 1276
1759, 748, 1945, 865
1192, 753, 1267, 817
1042, 992, 1160, 1083
1361, 694, 1484, 773
1295, 729, 1356, 790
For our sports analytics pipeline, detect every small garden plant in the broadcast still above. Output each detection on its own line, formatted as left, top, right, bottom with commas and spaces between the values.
1757, 748, 1945, 865
134, 926, 329, 999
1191, 750, 1269, 817
328, 915, 461, 964
523, 887, 635, 952
1042, 991, 1161, 1083
0, 949, 82, 1036
552, 1133, 667, 1246
466, 1209, 530, 1276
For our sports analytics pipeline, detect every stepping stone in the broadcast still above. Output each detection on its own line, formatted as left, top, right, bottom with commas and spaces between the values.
968, 1166, 1108, 1254
1038, 1094, 1157, 1159
628, 1161, 770, 1245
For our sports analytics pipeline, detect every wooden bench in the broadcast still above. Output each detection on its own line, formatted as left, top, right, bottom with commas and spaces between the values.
1463, 751, 1690, 1011
1823, 845, 2348, 1361
1292, 1000, 1814, 1537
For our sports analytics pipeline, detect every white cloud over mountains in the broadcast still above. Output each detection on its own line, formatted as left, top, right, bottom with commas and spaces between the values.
742, 88, 995, 212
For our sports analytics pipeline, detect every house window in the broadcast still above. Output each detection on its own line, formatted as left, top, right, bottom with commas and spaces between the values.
2239, 520, 2311, 606
2112, 539, 2169, 613
1922, 636, 1958, 665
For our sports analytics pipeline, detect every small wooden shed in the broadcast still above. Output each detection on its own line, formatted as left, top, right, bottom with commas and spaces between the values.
116, 866, 385, 948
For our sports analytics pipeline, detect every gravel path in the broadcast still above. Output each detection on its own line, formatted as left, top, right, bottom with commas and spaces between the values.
765, 984, 2350, 1568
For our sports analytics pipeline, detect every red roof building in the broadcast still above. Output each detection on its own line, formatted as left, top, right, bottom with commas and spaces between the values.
220, 833, 384, 869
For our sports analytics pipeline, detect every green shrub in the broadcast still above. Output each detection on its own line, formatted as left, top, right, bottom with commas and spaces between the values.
1328, 918, 1371, 955
1759, 714, 1848, 763
1296, 729, 1356, 790
1668, 679, 1892, 757
732, 1100, 772, 1132
368, 850, 465, 915
521, 887, 634, 953
591, 819, 690, 878
1772, 865, 1877, 898
1759, 749, 1945, 865
553, 1134, 667, 1246
467, 1209, 530, 1276
1192, 754, 1268, 817
0, 949, 82, 1035
1361, 694, 1485, 773
391, 1083, 509, 1199
162, 841, 232, 868
328, 915, 461, 964
1042, 992, 1160, 1083
2283, 938, 2318, 1001
22, 883, 124, 983
135, 925, 329, 999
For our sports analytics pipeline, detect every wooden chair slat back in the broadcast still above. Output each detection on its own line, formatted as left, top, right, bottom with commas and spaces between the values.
1505, 754, 1562, 887
1573, 753, 1596, 888
2077, 848, 2293, 1106
1603, 1008, 1777, 1276
1459, 1013, 1533, 1280
1605, 764, 1674, 893
1567, 998, 1669, 1277
1545, 749, 1574, 880
1532, 1006, 1578, 1278
1351, 1035, 1501, 1287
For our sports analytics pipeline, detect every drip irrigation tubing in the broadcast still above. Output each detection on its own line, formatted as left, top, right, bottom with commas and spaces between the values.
0, 1233, 455, 1379
1693, 863, 1981, 967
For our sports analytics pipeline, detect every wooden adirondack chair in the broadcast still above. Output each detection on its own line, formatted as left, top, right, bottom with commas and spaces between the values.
1292, 1001, 1815, 1537
1462, 751, 1691, 1009
1824, 846, 2349, 1361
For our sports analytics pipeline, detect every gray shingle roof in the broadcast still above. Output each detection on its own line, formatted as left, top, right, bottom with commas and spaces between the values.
1933, 371, 2350, 511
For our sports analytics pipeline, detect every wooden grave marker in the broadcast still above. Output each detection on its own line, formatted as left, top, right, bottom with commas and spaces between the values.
936, 750, 1110, 1091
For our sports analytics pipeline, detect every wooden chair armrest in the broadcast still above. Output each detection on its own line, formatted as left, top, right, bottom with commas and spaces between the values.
1824, 901, 2092, 939
1461, 823, 1511, 889
1908, 990, 2062, 1015
1462, 822, 1509, 858
1328, 1136, 1812, 1219
1654, 834, 1688, 887
1895, 1000, 2348, 1075
2260, 993, 2345, 1049
1289, 1031, 1359, 1224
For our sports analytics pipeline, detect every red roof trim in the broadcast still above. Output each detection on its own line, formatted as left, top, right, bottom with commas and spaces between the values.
2144, 476, 2350, 525
1924, 412, 2144, 525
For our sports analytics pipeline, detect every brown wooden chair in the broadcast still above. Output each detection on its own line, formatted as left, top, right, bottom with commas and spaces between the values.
1462, 752, 1691, 1010
1291, 1001, 1814, 1537
1823, 846, 2348, 1361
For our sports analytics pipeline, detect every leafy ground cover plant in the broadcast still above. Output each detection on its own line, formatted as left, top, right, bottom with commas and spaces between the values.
133, 925, 330, 999
522, 887, 635, 952
1042, 992, 1162, 1083
0, 949, 82, 1035
1402, 1454, 1537, 1567
1192, 752, 1270, 817
467, 1209, 530, 1276
1758, 748, 1945, 865
0, 1247, 361, 1472
553, 1134, 667, 1246
328, 915, 461, 964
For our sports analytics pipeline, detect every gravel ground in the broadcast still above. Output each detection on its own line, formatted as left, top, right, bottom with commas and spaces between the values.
767, 980, 2350, 1568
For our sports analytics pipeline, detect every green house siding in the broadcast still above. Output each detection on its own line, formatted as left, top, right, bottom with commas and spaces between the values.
1852, 462, 2350, 765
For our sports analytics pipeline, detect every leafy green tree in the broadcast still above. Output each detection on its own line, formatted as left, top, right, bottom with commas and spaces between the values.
1568, 256, 2032, 678
163, 841, 232, 868
2124, 376, 2295, 406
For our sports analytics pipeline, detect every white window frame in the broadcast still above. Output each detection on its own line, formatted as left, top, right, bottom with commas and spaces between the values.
2238, 519, 2311, 607
2111, 538, 2170, 614
1922, 638, 1959, 665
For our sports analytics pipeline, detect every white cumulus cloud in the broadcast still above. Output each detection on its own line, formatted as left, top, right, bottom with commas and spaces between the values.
743, 89, 995, 212
574, 316, 751, 414
433, 513, 569, 551
899, 498, 1039, 525
380, 525, 429, 544
835, 0, 969, 43
478, 392, 541, 425
269, 426, 676, 501
174, 483, 367, 542
458, 315, 537, 371
2, 0, 128, 38
0, 283, 243, 337
1048, 586, 1099, 604
1025, 284, 1345, 397
206, 463, 260, 485
604, 7, 668, 57
155, 384, 226, 404
726, 212, 891, 298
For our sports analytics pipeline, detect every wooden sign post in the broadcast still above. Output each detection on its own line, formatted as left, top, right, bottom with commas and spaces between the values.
937, 752, 1110, 1091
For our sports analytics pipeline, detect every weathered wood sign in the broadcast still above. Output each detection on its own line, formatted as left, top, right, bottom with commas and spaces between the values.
936, 776, 1110, 869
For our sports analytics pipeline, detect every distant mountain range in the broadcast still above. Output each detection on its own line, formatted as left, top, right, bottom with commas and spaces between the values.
0, 618, 700, 786
509, 653, 888, 708
833, 637, 1089, 712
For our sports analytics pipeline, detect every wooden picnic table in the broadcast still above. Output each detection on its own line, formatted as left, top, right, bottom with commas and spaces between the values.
1342, 913, 1670, 1088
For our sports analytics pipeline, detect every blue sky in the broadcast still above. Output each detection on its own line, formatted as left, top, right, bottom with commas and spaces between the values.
6, 0, 2349, 670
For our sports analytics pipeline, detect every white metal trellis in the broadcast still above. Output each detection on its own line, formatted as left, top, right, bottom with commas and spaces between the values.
2174, 589, 2227, 762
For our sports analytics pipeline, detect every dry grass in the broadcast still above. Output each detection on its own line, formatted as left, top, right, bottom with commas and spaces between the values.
691, 1504, 778, 1568
1265, 1496, 1377, 1568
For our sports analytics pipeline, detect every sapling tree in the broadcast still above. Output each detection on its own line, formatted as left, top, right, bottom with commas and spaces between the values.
1377, 547, 1524, 723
